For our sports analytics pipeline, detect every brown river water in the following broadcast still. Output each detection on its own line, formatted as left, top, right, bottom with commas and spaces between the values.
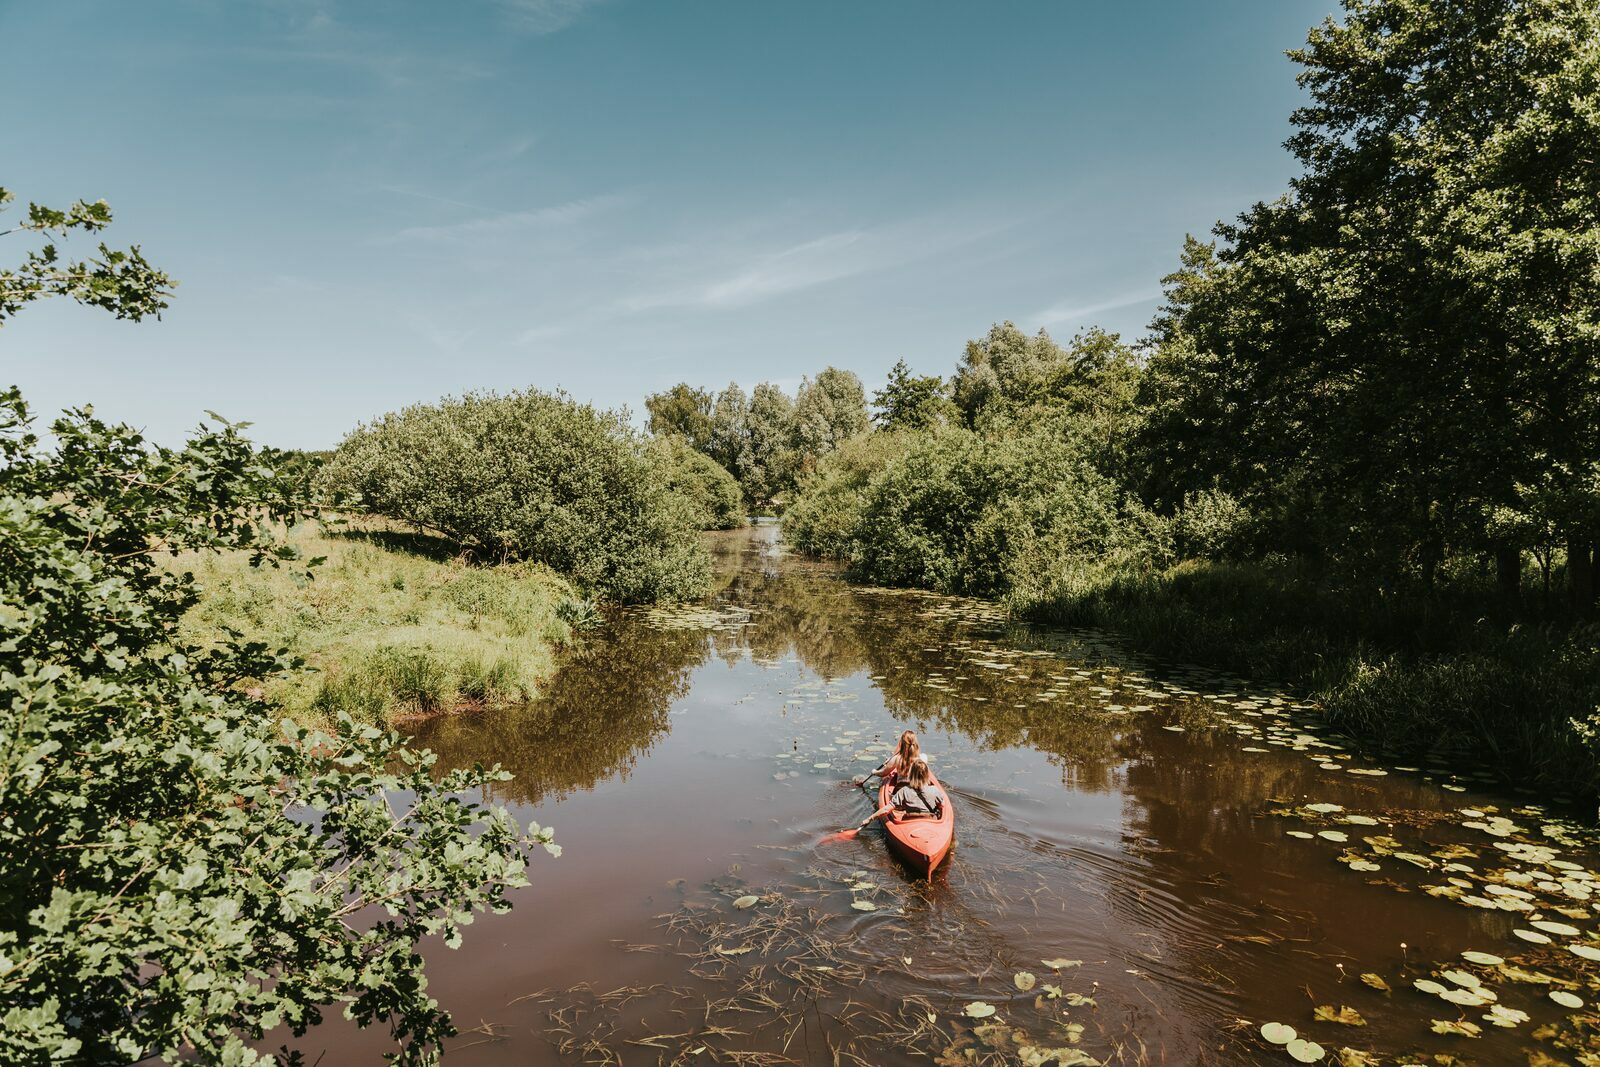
300, 523, 1600, 1066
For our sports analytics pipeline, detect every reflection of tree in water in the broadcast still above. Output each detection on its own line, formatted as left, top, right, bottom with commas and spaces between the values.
727, 570, 875, 678
710, 533, 1144, 791
409, 616, 710, 806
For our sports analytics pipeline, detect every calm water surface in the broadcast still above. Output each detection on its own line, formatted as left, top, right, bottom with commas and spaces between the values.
303, 523, 1600, 1066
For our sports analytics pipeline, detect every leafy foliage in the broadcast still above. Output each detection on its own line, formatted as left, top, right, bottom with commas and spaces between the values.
792, 367, 870, 469
653, 434, 746, 530
0, 391, 553, 1065
317, 390, 711, 603
644, 383, 715, 454
872, 360, 953, 431
785, 339, 1141, 603
0, 187, 174, 323
1138, 0, 1600, 596
645, 371, 866, 506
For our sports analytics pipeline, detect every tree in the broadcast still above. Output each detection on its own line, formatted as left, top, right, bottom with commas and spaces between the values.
0, 186, 552, 1066
745, 382, 798, 502
644, 384, 715, 453
872, 360, 951, 431
792, 367, 869, 471
1139, 0, 1600, 596
706, 383, 753, 486
0, 187, 174, 323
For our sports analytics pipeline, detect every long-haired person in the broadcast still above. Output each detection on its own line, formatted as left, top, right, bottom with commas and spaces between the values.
855, 729, 920, 786
855, 756, 946, 830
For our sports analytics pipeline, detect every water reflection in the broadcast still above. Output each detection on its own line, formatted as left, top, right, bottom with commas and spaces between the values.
411, 617, 709, 806
323, 523, 1600, 1067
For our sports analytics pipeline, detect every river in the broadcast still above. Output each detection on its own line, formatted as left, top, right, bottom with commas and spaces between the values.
303, 522, 1600, 1066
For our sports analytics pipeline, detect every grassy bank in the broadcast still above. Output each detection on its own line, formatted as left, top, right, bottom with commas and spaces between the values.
1014, 561, 1600, 799
180, 519, 579, 726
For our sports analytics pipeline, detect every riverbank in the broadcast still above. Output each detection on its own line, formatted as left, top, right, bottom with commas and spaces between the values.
180, 518, 579, 726
1013, 559, 1600, 800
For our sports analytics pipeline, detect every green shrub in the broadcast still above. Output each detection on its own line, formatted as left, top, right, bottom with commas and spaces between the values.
318, 390, 710, 603
783, 431, 915, 560
786, 425, 1121, 598
653, 435, 745, 530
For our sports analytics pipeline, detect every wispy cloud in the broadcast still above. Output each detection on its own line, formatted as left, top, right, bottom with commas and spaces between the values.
1032, 290, 1157, 328
495, 0, 609, 35
617, 213, 1015, 315
385, 193, 634, 243
620, 231, 871, 313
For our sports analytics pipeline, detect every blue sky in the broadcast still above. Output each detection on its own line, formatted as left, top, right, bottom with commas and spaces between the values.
2, 0, 1333, 448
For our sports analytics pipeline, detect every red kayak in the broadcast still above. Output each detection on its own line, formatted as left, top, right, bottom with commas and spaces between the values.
876, 774, 955, 878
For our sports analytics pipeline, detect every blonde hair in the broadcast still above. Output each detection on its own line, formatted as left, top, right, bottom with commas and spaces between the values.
905, 755, 933, 790
893, 730, 920, 772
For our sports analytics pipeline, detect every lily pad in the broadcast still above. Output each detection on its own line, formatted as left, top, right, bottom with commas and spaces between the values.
1550, 990, 1584, 1009
1513, 928, 1553, 944
1013, 971, 1037, 992
964, 1001, 997, 1019
1041, 958, 1083, 969
1359, 973, 1390, 993
851, 900, 877, 912
1532, 919, 1581, 937
1286, 1038, 1325, 1063
1483, 1004, 1528, 1027
1260, 1022, 1296, 1045
1569, 943, 1600, 961
1461, 951, 1504, 966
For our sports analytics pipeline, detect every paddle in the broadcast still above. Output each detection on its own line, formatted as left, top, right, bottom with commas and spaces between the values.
819, 778, 878, 843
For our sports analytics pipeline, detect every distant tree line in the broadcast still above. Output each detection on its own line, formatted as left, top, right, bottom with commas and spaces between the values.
643, 368, 871, 507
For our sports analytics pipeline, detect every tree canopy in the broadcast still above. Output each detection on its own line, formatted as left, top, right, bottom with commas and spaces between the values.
0, 186, 554, 1065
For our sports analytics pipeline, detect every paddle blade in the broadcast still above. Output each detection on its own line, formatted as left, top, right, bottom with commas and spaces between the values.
818, 829, 860, 845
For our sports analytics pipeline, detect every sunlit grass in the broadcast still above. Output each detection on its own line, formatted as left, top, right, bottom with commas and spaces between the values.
179, 518, 578, 726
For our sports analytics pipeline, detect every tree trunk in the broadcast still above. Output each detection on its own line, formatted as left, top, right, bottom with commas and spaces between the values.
1495, 543, 1522, 601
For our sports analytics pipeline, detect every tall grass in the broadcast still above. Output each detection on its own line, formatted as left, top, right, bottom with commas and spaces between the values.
179, 519, 577, 725
1016, 560, 1600, 799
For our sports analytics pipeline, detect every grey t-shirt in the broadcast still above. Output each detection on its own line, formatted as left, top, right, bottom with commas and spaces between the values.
891, 782, 945, 815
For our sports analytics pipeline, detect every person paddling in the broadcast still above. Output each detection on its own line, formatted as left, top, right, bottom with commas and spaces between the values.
854, 756, 946, 830
854, 730, 920, 787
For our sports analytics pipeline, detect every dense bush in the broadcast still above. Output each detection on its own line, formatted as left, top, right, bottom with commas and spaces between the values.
0, 390, 554, 1065
318, 390, 711, 603
782, 431, 913, 560
786, 423, 1123, 598
653, 435, 745, 530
